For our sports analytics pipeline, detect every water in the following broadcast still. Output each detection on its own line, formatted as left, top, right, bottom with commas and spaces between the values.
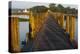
12, 15, 29, 19
19, 22, 29, 48
19, 22, 29, 41
75, 18, 78, 42
18, 15, 29, 48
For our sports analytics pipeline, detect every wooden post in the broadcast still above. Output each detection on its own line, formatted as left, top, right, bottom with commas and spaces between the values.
30, 11, 48, 38
30, 11, 35, 38
70, 16, 76, 41
11, 17, 20, 52
61, 15, 64, 28
66, 16, 70, 33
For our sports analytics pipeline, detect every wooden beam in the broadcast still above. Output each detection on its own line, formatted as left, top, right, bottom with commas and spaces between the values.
30, 11, 35, 38
12, 12, 30, 15
70, 16, 76, 41
61, 15, 64, 28
11, 17, 20, 52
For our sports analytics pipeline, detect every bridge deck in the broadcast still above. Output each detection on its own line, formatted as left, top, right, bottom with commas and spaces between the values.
21, 15, 73, 52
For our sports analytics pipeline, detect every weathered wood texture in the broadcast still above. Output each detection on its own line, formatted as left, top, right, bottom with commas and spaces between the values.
30, 11, 48, 38
11, 17, 20, 52
49, 11, 76, 41
69, 16, 76, 41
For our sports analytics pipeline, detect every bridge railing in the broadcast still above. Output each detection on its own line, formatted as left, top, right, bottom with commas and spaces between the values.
49, 11, 77, 42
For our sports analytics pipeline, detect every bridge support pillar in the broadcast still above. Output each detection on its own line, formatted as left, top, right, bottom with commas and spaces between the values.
10, 17, 20, 52
70, 16, 76, 41
61, 15, 64, 29
30, 11, 48, 38
30, 11, 35, 38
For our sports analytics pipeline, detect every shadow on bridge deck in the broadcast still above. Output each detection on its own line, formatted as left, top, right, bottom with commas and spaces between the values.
21, 15, 77, 52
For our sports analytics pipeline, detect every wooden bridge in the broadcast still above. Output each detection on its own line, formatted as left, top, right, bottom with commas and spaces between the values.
9, 10, 77, 52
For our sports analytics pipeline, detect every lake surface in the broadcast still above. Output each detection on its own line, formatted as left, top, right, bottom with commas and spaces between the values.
18, 16, 29, 48
75, 18, 78, 42
19, 22, 29, 48
19, 22, 29, 41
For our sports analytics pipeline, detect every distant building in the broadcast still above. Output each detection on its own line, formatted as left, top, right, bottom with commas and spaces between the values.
11, 9, 28, 13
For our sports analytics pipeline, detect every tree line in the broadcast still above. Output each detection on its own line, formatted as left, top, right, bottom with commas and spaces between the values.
28, 3, 78, 14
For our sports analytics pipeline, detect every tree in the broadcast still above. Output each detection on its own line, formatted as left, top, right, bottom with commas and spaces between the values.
49, 3, 56, 8
70, 8, 78, 14
64, 7, 71, 14
30, 6, 48, 13
57, 4, 64, 13
49, 3, 57, 12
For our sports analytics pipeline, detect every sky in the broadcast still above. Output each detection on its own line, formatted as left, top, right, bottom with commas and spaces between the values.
11, 1, 78, 9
